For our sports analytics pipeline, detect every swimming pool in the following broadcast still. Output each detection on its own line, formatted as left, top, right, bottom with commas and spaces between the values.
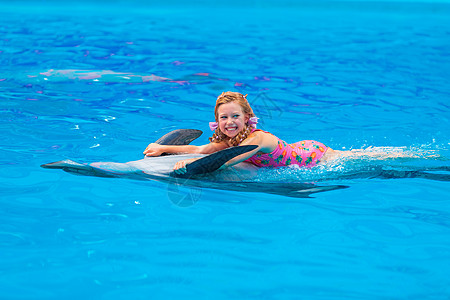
1, 1, 449, 298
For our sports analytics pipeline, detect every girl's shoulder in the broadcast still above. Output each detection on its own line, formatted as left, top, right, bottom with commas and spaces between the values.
246, 129, 279, 152
248, 129, 265, 139
249, 129, 277, 138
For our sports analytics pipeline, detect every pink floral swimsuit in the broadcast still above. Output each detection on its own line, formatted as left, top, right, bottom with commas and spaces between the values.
245, 130, 328, 168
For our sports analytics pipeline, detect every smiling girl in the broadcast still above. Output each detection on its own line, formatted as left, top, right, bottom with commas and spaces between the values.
143, 91, 331, 174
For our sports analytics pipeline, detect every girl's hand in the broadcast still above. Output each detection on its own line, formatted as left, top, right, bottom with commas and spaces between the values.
173, 158, 199, 174
143, 143, 164, 156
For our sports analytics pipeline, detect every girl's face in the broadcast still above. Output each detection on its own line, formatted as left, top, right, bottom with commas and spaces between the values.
217, 102, 249, 138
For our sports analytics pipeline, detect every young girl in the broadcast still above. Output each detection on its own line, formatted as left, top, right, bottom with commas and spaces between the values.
143, 92, 416, 174
144, 91, 337, 174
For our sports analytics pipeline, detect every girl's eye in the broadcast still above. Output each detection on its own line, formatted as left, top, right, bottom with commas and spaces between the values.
233, 114, 239, 118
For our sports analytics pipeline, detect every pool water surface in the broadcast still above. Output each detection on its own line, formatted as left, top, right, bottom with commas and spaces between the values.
1, 1, 449, 299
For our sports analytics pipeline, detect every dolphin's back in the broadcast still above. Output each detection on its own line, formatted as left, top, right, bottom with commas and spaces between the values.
127, 154, 204, 175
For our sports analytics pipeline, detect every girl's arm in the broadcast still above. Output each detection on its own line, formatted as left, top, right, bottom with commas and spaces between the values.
143, 141, 227, 156
220, 131, 278, 168
172, 131, 278, 175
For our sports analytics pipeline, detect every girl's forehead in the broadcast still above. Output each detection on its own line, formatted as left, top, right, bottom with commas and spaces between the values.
217, 102, 243, 113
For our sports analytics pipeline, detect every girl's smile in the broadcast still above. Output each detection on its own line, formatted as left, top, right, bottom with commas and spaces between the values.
217, 102, 249, 138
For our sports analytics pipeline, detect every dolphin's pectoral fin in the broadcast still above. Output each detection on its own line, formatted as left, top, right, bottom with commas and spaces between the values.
286, 184, 349, 197
40, 160, 117, 178
173, 145, 258, 178
155, 129, 203, 146
222, 182, 349, 198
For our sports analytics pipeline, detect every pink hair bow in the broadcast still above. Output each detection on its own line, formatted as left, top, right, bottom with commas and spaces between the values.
209, 116, 259, 131
209, 122, 219, 131
248, 116, 259, 128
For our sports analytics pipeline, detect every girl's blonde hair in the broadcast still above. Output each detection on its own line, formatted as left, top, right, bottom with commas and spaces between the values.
209, 91, 255, 146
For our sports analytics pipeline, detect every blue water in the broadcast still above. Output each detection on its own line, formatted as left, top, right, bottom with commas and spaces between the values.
1, 1, 450, 299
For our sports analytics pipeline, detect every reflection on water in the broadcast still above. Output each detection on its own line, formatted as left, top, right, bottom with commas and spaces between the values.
1, 2, 450, 299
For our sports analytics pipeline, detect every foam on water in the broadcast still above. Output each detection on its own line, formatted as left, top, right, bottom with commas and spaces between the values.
1, 1, 450, 299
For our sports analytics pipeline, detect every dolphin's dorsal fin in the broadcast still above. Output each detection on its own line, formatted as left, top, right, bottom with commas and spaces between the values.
155, 129, 202, 146
153, 129, 203, 157
172, 145, 258, 178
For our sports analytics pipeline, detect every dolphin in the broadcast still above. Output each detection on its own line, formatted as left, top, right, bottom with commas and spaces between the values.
41, 129, 349, 198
